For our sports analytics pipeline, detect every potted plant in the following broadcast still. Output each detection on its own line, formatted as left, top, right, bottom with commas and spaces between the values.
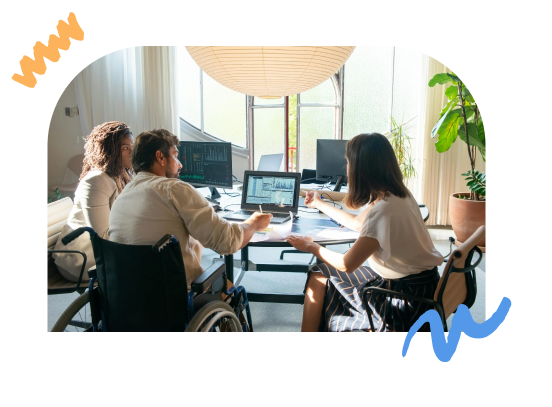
429, 73, 486, 248
386, 116, 417, 180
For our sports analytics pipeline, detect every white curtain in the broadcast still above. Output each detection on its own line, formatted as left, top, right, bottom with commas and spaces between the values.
75, 46, 179, 137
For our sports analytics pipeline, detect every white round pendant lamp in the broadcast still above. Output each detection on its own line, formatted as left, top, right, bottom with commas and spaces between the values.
186, 46, 355, 98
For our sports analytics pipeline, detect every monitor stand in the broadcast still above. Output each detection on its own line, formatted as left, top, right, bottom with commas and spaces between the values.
205, 187, 222, 203
333, 176, 345, 192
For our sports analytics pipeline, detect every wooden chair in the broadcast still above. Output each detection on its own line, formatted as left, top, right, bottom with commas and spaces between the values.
362, 225, 484, 332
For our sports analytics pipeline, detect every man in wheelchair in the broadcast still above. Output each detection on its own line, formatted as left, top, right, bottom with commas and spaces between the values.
53, 128, 271, 332
109, 128, 272, 287
54, 226, 256, 331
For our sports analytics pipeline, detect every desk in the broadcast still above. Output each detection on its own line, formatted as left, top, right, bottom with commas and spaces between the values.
201, 185, 429, 304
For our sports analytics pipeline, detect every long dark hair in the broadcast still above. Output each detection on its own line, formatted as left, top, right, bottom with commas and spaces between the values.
344, 133, 409, 209
81, 121, 133, 191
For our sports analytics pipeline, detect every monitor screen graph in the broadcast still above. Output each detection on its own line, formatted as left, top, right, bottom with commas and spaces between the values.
245, 175, 296, 207
178, 141, 232, 189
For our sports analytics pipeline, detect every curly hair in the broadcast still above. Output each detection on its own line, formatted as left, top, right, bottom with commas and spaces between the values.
80, 121, 133, 191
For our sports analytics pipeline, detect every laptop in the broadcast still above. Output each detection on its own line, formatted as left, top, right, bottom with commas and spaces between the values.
222, 170, 302, 224
257, 153, 284, 171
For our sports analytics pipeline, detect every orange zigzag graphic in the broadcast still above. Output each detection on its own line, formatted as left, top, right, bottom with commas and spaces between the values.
12, 12, 84, 88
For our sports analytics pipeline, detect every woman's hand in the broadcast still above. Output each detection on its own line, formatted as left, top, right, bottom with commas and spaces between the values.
304, 191, 323, 209
285, 235, 315, 252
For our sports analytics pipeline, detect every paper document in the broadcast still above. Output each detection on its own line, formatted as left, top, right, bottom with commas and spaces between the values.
250, 216, 359, 243
250, 211, 294, 242
289, 216, 358, 241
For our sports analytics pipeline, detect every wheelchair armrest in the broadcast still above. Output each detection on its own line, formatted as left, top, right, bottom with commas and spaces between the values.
61, 227, 96, 245
191, 261, 226, 293
47, 249, 88, 288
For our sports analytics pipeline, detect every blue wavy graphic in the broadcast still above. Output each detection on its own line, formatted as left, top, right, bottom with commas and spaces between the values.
402, 297, 511, 362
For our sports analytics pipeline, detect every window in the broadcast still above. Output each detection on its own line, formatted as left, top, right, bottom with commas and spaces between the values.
177, 48, 247, 148
251, 97, 286, 171
178, 46, 423, 175
297, 78, 340, 171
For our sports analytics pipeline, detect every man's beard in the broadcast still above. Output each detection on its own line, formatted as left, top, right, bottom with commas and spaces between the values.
166, 168, 180, 179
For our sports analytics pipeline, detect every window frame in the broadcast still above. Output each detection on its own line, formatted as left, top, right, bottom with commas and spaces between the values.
179, 67, 249, 157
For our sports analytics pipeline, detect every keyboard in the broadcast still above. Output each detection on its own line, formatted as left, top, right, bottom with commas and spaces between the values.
233, 210, 290, 218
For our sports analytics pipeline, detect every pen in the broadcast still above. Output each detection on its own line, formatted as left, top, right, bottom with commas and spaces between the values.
330, 218, 344, 228
259, 205, 263, 213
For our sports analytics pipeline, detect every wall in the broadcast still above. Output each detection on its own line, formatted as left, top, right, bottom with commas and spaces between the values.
47, 79, 85, 191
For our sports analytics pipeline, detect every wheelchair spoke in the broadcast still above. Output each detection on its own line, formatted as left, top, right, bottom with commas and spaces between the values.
185, 301, 242, 332
53, 292, 93, 332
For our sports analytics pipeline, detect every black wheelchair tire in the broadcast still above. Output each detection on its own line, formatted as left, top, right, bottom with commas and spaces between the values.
185, 301, 242, 332
51, 291, 93, 332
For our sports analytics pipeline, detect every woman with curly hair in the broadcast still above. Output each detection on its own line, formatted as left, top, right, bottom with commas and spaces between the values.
53, 121, 134, 282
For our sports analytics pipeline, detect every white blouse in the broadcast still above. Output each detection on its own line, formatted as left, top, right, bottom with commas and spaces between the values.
53, 170, 120, 282
359, 192, 444, 279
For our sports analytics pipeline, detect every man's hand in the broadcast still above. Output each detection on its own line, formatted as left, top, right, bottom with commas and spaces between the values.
285, 235, 315, 252
244, 212, 273, 231
304, 191, 323, 209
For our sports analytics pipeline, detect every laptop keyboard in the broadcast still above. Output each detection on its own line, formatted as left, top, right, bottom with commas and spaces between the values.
233, 210, 290, 218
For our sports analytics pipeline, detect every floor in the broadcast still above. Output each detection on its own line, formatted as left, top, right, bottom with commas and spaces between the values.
47, 227, 486, 332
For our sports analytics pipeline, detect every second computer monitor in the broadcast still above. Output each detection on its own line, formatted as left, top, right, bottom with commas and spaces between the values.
316, 139, 348, 191
178, 141, 232, 201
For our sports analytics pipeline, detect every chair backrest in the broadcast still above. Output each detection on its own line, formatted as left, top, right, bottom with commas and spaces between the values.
301, 168, 325, 184
47, 197, 73, 249
434, 225, 485, 319
90, 232, 189, 332
67, 154, 85, 179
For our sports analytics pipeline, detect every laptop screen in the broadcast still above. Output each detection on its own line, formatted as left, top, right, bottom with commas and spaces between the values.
245, 174, 297, 208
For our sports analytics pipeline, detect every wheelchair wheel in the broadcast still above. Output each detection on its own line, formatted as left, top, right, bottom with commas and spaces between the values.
186, 301, 242, 332
51, 292, 94, 332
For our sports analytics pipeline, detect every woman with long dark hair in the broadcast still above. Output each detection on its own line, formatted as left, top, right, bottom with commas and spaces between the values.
53, 121, 134, 282
286, 133, 444, 332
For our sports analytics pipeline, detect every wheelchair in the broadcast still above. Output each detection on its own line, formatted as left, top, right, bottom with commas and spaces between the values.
51, 227, 253, 332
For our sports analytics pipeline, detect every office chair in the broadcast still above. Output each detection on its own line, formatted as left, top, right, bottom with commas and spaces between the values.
361, 225, 484, 332
51, 227, 253, 332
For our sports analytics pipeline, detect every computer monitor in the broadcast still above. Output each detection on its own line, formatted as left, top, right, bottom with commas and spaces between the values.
316, 139, 348, 192
257, 153, 284, 171
178, 141, 232, 203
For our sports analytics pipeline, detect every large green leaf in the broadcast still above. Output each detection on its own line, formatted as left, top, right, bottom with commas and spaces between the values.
477, 120, 486, 161
458, 123, 486, 149
429, 73, 452, 87
445, 85, 458, 99
432, 107, 453, 138
477, 119, 485, 143
435, 113, 463, 152
450, 107, 475, 121
439, 97, 458, 117
447, 73, 460, 83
